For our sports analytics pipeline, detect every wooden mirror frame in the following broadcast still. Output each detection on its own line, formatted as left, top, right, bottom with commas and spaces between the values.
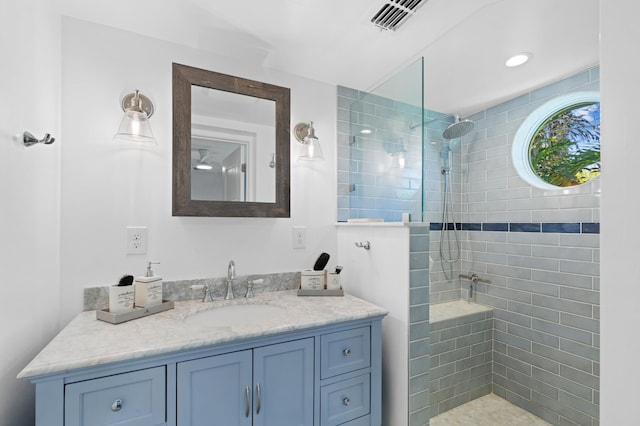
172, 63, 291, 217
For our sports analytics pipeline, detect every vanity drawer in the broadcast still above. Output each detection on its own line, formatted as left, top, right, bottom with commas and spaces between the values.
320, 374, 370, 426
321, 326, 370, 378
64, 366, 166, 426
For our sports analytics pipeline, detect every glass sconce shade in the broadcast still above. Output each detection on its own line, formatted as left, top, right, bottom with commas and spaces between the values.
294, 121, 324, 160
299, 137, 324, 160
113, 90, 157, 144
114, 110, 157, 144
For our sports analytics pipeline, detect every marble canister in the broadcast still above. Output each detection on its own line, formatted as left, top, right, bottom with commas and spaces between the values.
300, 270, 326, 290
109, 286, 134, 314
134, 276, 163, 308
326, 272, 341, 290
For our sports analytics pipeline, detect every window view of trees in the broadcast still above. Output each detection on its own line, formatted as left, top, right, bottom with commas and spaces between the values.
529, 102, 600, 187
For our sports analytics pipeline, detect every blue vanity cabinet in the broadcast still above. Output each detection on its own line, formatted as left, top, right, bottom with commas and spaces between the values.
177, 338, 314, 426
24, 310, 385, 426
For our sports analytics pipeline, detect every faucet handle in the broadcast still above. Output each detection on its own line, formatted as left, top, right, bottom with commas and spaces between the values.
245, 279, 263, 298
245, 283, 254, 298
203, 283, 214, 302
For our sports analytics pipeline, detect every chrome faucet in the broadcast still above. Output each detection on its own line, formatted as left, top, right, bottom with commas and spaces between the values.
225, 260, 236, 300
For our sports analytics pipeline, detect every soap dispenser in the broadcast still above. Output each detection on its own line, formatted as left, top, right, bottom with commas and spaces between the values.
134, 261, 163, 308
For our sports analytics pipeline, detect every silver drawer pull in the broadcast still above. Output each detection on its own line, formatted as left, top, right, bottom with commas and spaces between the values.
245, 386, 251, 418
343, 397, 351, 406
111, 399, 123, 412
342, 348, 351, 356
256, 383, 262, 415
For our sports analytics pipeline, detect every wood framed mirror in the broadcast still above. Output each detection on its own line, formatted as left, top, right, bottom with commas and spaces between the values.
172, 63, 290, 217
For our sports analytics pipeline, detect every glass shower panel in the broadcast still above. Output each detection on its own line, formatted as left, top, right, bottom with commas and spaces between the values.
344, 58, 425, 222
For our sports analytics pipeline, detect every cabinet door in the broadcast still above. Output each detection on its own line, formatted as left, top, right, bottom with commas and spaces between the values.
253, 338, 314, 426
177, 350, 253, 426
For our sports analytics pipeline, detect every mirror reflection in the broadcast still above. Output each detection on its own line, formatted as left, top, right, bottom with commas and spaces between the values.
190, 87, 276, 202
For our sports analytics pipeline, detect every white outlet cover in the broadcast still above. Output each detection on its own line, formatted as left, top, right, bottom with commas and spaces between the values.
292, 226, 306, 249
126, 226, 147, 255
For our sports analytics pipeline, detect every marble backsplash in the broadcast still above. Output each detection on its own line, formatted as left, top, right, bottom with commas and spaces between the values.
83, 272, 300, 311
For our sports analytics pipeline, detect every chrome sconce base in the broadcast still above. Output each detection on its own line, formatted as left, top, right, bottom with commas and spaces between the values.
120, 91, 154, 118
293, 122, 313, 142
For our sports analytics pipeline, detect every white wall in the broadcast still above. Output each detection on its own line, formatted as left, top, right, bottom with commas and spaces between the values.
0, 11, 337, 424
0, 1, 61, 424
337, 225, 410, 426
58, 18, 338, 325
600, 0, 640, 423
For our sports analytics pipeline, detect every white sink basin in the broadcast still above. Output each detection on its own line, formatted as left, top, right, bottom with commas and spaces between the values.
184, 304, 285, 327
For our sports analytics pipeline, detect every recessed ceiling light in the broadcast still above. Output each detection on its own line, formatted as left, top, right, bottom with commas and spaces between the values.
505, 53, 532, 68
360, 129, 372, 135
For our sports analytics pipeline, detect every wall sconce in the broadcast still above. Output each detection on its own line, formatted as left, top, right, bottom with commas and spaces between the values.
113, 90, 157, 144
294, 121, 324, 160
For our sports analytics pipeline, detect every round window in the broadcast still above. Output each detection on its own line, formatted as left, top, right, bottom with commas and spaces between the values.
512, 92, 600, 189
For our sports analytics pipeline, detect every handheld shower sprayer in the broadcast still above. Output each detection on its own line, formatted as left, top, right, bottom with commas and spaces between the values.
441, 144, 451, 173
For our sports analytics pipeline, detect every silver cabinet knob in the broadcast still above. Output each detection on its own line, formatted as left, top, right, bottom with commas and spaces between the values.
343, 397, 351, 406
342, 348, 351, 356
111, 399, 123, 412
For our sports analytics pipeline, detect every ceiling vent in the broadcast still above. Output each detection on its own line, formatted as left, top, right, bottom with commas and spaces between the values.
371, 0, 427, 31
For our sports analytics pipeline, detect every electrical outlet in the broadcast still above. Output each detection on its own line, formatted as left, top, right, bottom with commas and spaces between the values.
292, 226, 306, 249
126, 226, 147, 255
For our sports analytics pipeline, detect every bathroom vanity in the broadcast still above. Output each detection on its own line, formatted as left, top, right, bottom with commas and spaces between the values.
19, 290, 386, 426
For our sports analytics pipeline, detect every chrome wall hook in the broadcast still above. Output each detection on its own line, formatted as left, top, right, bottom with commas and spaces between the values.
23, 131, 55, 147
355, 241, 371, 250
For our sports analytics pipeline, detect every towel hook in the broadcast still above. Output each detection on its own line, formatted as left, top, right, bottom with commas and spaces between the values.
23, 131, 55, 147
355, 241, 371, 250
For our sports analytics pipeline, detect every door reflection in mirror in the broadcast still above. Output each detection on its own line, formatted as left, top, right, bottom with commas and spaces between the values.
190, 86, 276, 203
191, 140, 247, 202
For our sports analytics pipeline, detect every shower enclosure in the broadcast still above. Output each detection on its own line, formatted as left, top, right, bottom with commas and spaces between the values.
336, 58, 485, 425
336, 57, 469, 425
338, 59, 601, 426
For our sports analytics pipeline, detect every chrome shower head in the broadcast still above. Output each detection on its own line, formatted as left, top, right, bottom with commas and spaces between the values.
443, 116, 475, 139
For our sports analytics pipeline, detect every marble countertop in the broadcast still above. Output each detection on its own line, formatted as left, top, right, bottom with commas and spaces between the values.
18, 290, 387, 380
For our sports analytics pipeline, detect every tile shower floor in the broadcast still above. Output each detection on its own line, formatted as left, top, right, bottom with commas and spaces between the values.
430, 394, 552, 426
